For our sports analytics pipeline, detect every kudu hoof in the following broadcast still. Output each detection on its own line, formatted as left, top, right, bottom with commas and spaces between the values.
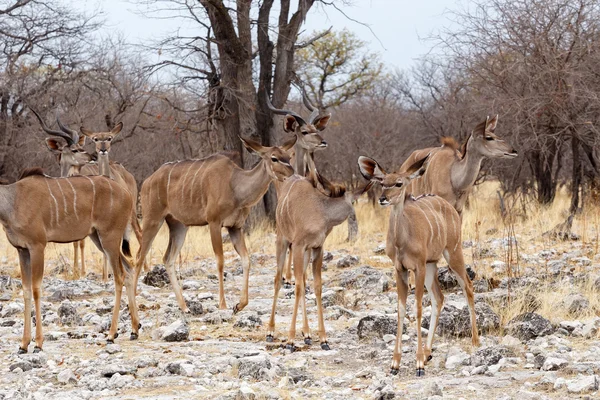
304, 337, 312, 345
416, 368, 425, 377
232, 304, 242, 314
33, 346, 42, 353
390, 367, 399, 376
17, 347, 27, 354
285, 343, 297, 352
130, 332, 138, 341
106, 339, 114, 344
320, 342, 331, 350
266, 334, 274, 343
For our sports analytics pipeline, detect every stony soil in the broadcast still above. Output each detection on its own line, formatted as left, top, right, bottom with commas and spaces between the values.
0, 238, 599, 400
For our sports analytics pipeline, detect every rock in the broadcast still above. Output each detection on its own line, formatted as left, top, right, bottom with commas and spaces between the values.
105, 344, 122, 354
182, 280, 201, 290
382, 334, 396, 343
108, 373, 135, 389
422, 381, 442, 397
490, 260, 506, 274
422, 302, 499, 337
357, 314, 402, 339
507, 313, 554, 341
541, 357, 568, 371
154, 319, 189, 342
236, 354, 273, 380
374, 244, 386, 254
445, 351, 471, 369
186, 300, 204, 316
142, 265, 170, 288
437, 266, 476, 290
500, 335, 521, 348
236, 384, 256, 400
9, 361, 32, 372
48, 289, 74, 302
166, 360, 194, 376
471, 346, 516, 367
57, 369, 78, 385
566, 375, 599, 393
1, 302, 23, 318
234, 313, 262, 330
135, 356, 159, 369
101, 364, 137, 377
562, 293, 590, 316
547, 260, 565, 276
57, 300, 82, 326
334, 266, 390, 292
201, 310, 233, 325
336, 255, 359, 269
19, 353, 47, 368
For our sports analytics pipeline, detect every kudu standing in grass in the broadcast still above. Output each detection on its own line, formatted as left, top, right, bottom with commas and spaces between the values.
267, 172, 371, 350
266, 92, 331, 288
399, 115, 517, 215
135, 136, 296, 313
33, 109, 141, 279
358, 155, 479, 377
1, 168, 139, 353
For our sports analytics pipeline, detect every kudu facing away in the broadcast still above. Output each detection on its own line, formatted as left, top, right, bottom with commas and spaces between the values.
135, 136, 296, 313
0, 169, 139, 353
268, 173, 371, 350
266, 93, 331, 288
399, 115, 517, 215
358, 156, 479, 377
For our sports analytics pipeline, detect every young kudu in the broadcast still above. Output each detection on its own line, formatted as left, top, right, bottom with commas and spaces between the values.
399, 115, 517, 215
268, 173, 370, 350
1, 169, 139, 353
359, 156, 479, 377
135, 136, 296, 313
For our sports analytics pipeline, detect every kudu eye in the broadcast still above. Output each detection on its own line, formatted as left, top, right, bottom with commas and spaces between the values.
271, 157, 279, 163
93, 137, 99, 142
301, 131, 308, 136
395, 182, 403, 188
107, 137, 112, 142
485, 136, 495, 141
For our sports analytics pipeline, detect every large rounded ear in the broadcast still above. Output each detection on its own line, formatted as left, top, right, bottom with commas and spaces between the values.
313, 113, 331, 131
80, 127, 94, 137
239, 135, 266, 155
45, 138, 63, 154
358, 156, 386, 182
283, 115, 299, 133
486, 114, 498, 132
77, 134, 86, 146
281, 135, 297, 151
406, 154, 429, 180
111, 122, 123, 136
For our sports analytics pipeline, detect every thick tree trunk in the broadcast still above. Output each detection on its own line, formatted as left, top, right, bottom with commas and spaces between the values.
569, 135, 581, 214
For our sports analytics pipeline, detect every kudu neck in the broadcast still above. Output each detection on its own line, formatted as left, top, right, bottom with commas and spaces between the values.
452, 136, 484, 192
294, 142, 307, 175
98, 153, 111, 178
234, 159, 274, 208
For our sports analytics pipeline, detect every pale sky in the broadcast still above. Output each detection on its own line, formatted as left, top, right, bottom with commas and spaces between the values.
93, 0, 459, 71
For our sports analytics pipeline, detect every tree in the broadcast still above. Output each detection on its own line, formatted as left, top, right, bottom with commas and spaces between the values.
295, 28, 383, 110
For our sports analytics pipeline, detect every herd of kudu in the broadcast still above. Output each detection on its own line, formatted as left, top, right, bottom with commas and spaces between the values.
0, 89, 517, 377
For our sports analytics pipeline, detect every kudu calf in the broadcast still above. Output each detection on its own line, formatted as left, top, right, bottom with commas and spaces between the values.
359, 155, 479, 377
1, 169, 139, 353
135, 136, 296, 313
399, 115, 517, 214
268, 173, 371, 350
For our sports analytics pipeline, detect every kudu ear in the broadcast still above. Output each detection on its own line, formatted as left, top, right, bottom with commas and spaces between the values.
45, 138, 63, 153
239, 135, 266, 155
350, 181, 374, 202
111, 122, 123, 136
283, 115, 301, 133
358, 156, 386, 182
77, 134, 86, 147
313, 113, 331, 131
80, 127, 94, 137
406, 154, 429, 180
486, 114, 498, 132
281, 135, 297, 151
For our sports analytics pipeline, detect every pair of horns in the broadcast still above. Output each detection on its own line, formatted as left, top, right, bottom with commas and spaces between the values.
265, 82, 320, 125
30, 107, 80, 146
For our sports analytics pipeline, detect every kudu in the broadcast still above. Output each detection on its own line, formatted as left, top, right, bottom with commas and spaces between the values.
358, 155, 479, 377
135, 136, 296, 313
1, 168, 139, 353
399, 115, 517, 215
266, 91, 331, 288
268, 172, 371, 350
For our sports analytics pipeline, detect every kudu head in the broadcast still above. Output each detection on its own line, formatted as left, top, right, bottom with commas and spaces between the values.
266, 89, 330, 152
239, 135, 296, 181
467, 115, 517, 159
31, 107, 91, 177
358, 155, 429, 206
81, 122, 123, 156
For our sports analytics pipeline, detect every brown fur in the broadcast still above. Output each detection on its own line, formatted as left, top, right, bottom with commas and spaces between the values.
18, 167, 45, 180
441, 136, 459, 150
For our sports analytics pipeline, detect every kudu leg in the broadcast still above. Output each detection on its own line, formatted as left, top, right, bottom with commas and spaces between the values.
414, 265, 426, 377
286, 244, 307, 351
301, 249, 311, 345
134, 218, 165, 295
164, 217, 190, 313
391, 266, 408, 375
72, 242, 79, 277
447, 249, 480, 347
282, 244, 293, 288
267, 235, 289, 342
30, 246, 46, 352
424, 262, 444, 364
79, 240, 86, 276
102, 255, 108, 282
17, 248, 32, 354
228, 227, 250, 313
312, 246, 330, 350
209, 222, 227, 310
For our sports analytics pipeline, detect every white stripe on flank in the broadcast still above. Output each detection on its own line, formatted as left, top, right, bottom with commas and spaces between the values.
167, 166, 174, 195
277, 179, 299, 223
189, 161, 205, 202
84, 176, 96, 217
66, 179, 79, 220
45, 180, 59, 226
421, 199, 441, 240
55, 179, 68, 216
414, 204, 434, 245
108, 179, 114, 210
181, 162, 195, 199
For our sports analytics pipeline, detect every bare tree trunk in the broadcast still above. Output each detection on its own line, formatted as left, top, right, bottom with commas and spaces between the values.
570, 135, 582, 214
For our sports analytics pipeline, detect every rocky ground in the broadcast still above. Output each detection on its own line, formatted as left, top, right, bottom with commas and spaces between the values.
0, 238, 599, 400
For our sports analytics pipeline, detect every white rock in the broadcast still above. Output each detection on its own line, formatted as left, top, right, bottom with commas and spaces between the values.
501, 335, 521, 348
542, 357, 569, 371
382, 334, 396, 343
445, 352, 470, 369
554, 377, 567, 390
566, 375, 599, 394
57, 369, 78, 385
108, 373, 135, 389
